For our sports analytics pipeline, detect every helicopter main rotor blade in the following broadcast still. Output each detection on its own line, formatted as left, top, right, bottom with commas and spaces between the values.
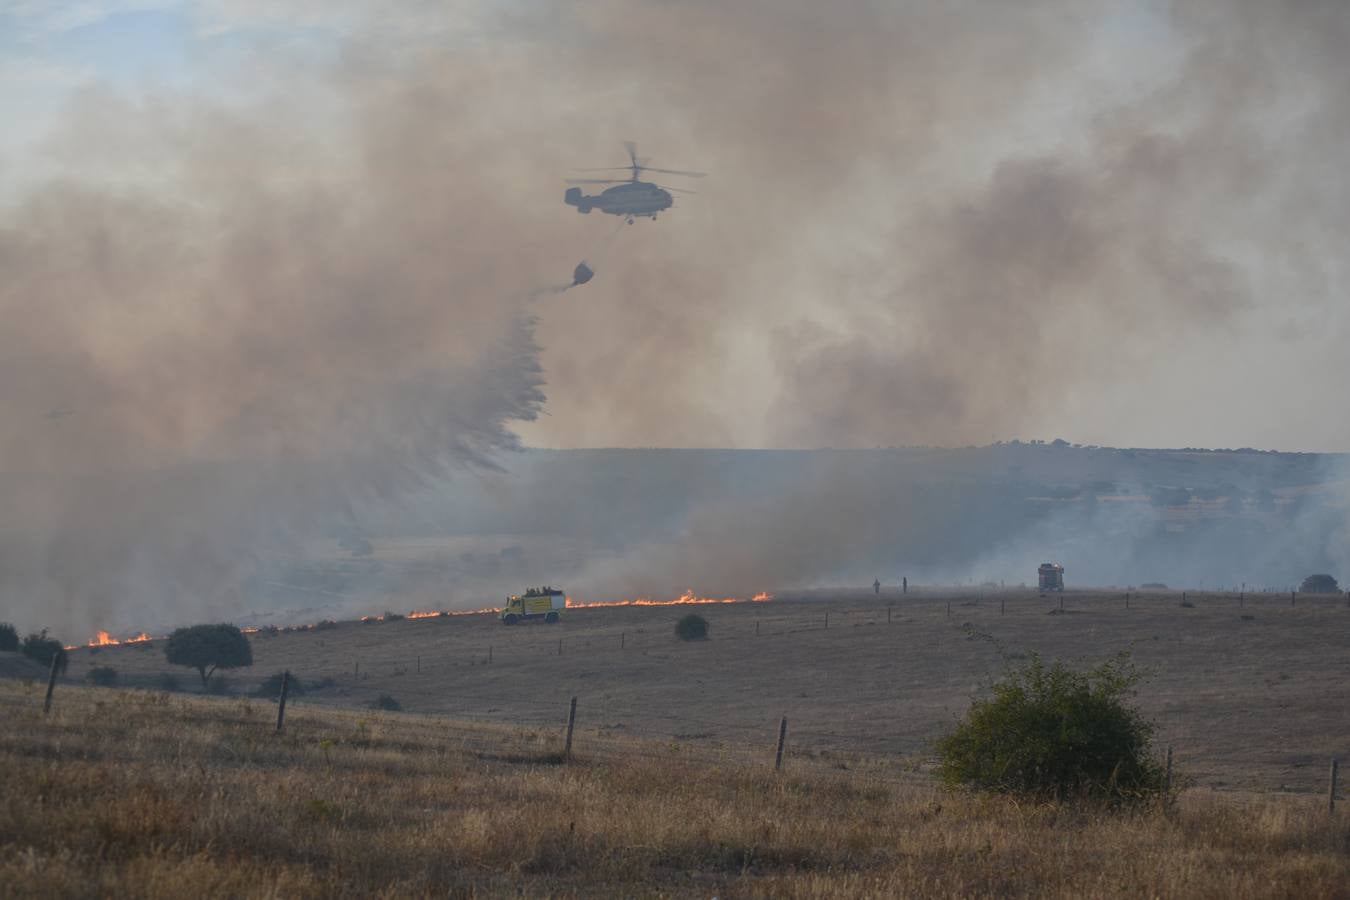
644, 166, 706, 178
572, 167, 634, 172
566, 178, 626, 185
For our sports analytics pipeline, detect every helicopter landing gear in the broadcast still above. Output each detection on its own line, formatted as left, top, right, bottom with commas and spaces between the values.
626, 216, 635, 224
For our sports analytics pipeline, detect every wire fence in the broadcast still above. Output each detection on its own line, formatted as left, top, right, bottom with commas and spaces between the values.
11, 664, 1344, 813
16, 587, 1349, 805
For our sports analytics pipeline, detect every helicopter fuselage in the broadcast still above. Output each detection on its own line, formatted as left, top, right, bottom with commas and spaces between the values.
564, 181, 672, 221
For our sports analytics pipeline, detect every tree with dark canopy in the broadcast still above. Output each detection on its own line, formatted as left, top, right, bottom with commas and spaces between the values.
1299, 574, 1340, 594
165, 624, 253, 687
0, 622, 18, 652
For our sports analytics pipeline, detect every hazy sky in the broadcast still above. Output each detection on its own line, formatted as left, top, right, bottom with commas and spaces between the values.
2, 0, 1347, 453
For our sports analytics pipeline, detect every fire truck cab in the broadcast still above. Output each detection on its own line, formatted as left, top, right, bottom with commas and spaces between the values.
1038, 563, 1065, 592
501, 587, 565, 625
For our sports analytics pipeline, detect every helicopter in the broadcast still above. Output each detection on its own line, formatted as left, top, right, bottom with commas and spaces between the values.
564, 142, 704, 223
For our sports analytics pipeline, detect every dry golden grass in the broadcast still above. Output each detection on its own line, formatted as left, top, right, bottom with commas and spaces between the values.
2, 679, 1347, 898
59, 589, 1350, 795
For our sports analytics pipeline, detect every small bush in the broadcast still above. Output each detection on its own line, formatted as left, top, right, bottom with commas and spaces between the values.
157, 672, 182, 692
674, 613, 709, 641
936, 654, 1166, 803
372, 694, 402, 711
86, 666, 119, 687
254, 672, 304, 699
0, 622, 18, 652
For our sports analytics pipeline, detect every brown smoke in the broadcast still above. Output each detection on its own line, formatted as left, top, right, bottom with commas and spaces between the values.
3, 1, 1348, 630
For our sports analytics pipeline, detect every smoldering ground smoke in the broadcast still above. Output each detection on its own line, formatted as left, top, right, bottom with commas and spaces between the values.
2, 1, 1348, 630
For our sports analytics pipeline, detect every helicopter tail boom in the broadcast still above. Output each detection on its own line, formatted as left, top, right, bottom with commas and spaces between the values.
563, 187, 592, 213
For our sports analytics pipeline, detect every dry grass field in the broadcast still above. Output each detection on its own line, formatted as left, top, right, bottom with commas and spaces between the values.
2, 679, 1348, 898
56, 589, 1350, 795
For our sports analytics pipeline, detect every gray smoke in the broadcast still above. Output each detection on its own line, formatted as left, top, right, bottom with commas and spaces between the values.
0, 63, 555, 634
2, 1, 1348, 630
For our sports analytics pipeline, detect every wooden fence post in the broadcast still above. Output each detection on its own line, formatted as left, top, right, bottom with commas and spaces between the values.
275, 670, 290, 733
888, 605, 893, 624
620, 631, 625, 649
564, 696, 577, 761
1181, 591, 1186, 608
775, 716, 788, 772
946, 599, 951, 618
1291, 590, 1296, 607
1331, 758, 1339, 815
824, 611, 829, 630
43, 654, 59, 715
1001, 596, 1005, 615
416, 655, 420, 674
756, 620, 760, 636
1165, 744, 1174, 791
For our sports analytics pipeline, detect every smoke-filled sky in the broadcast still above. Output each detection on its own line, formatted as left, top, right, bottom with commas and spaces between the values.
1, 1, 1348, 631
3, 0, 1348, 452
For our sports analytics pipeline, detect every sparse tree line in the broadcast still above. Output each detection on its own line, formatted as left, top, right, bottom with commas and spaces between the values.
0, 624, 69, 675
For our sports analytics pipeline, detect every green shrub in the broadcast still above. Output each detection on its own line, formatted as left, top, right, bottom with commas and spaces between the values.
674, 613, 709, 641
372, 694, 401, 711
0, 622, 18, 652
86, 666, 119, 687
21, 630, 67, 675
254, 672, 304, 699
936, 654, 1166, 803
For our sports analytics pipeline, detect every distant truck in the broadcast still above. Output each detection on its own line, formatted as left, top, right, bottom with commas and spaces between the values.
1038, 563, 1065, 592
501, 587, 565, 625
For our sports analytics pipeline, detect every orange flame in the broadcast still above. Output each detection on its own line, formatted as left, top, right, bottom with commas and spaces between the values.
407, 610, 444, 619
567, 590, 773, 609
72, 630, 156, 649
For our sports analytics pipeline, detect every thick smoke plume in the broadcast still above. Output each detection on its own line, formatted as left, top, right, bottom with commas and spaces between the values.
0, 54, 562, 633
2, 1, 1348, 630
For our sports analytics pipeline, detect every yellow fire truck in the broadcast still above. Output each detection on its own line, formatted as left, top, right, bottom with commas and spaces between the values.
500, 587, 565, 625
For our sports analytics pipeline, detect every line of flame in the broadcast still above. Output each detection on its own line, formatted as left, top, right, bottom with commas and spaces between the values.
66, 592, 772, 648
567, 590, 773, 609
65, 630, 154, 649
